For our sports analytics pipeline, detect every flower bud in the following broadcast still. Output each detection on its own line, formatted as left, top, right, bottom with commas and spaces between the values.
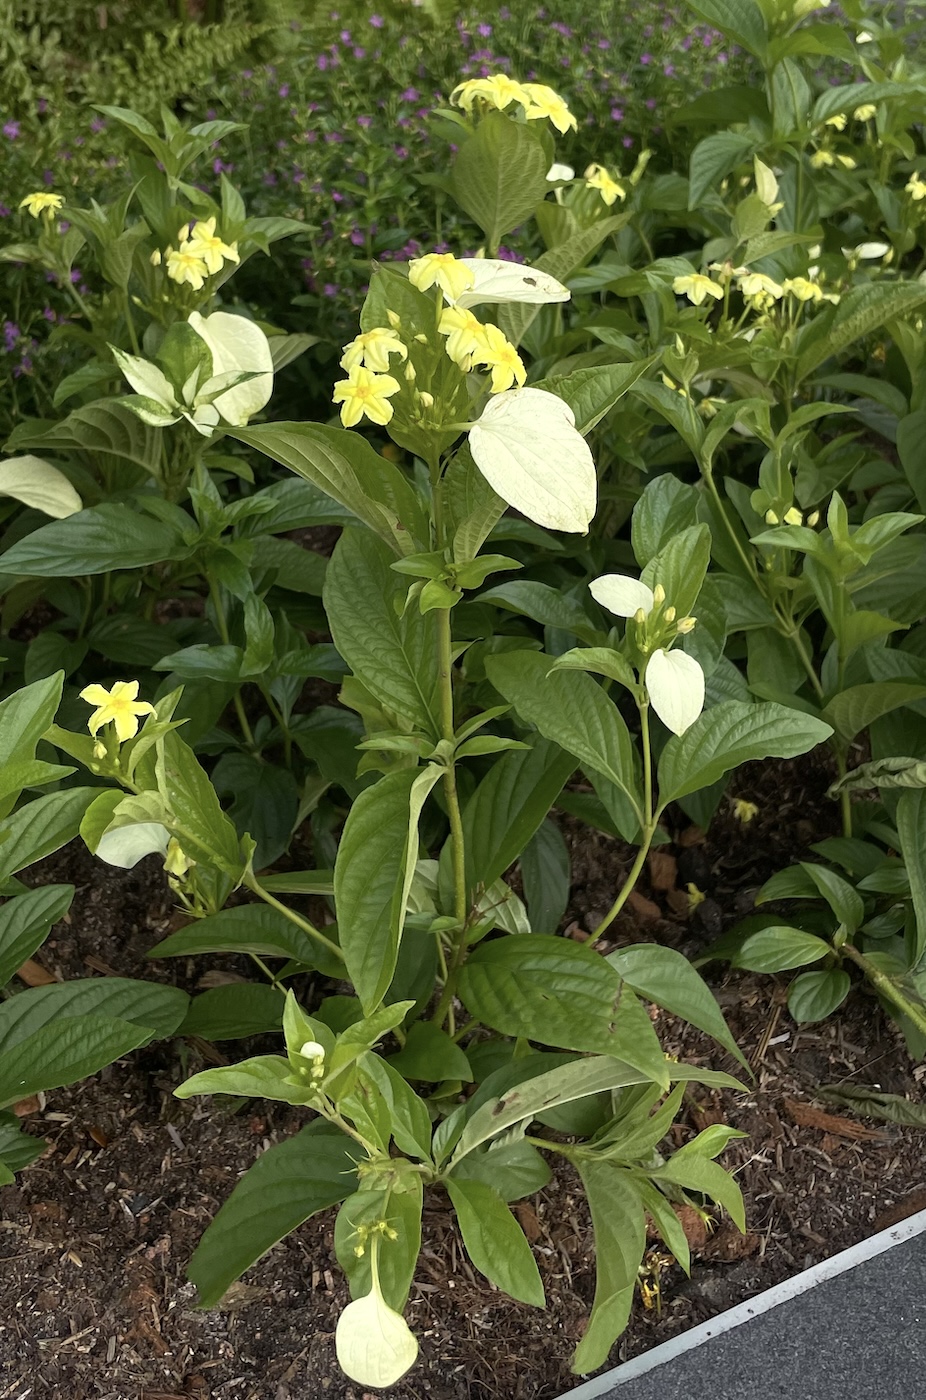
765, 509, 779, 525
634, 607, 647, 625
150, 248, 162, 267
676, 615, 696, 634
652, 584, 666, 607
404, 360, 416, 382
299, 1040, 325, 1060
807, 510, 820, 527
664, 606, 676, 623
418, 390, 434, 408
386, 310, 401, 329
784, 506, 802, 526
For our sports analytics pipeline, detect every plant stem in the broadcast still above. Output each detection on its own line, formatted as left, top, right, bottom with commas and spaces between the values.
249, 952, 287, 992
431, 605, 468, 1032
207, 577, 256, 747
123, 290, 141, 355
588, 703, 655, 947
841, 943, 926, 1038
246, 875, 345, 962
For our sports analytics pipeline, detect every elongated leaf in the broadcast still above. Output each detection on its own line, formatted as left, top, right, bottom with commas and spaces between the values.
897, 788, 926, 967
461, 739, 576, 895
6, 399, 163, 477
688, 130, 757, 209
687, 0, 767, 58
571, 1163, 646, 1374
148, 903, 321, 967
1, 503, 190, 577
801, 863, 864, 934
0, 885, 73, 989
0, 978, 188, 1057
325, 529, 441, 737
608, 945, 747, 1069
731, 926, 832, 972
448, 1138, 551, 1202
156, 732, 243, 875
0, 788, 96, 882
787, 968, 851, 1023
0, 1013, 150, 1109
641, 523, 711, 620
176, 1054, 312, 1103
458, 936, 668, 1084
534, 359, 653, 436
632, 475, 700, 567
188, 1121, 359, 1306
819, 1084, 926, 1126
821, 682, 926, 745
231, 422, 427, 557
477, 580, 598, 640
797, 282, 926, 381
180, 984, 285, 1040
657, 701, 832, 807
487, 651, 642, 823
521, 818, 571, 934
451, 111, 549, 248
446, 1178, 544, 1306
335, 765, 442, 1013
499, 214, 632, 347
335, 1174, 423, 1310
0, 673, 65, 769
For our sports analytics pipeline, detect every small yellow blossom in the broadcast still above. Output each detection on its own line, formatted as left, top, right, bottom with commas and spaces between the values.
738, 272, 784, 301
836, 154, 856, 170
765, 509, 779, 525
80, 681, 154, 743
150, 248, 162, 267
783, 506, 803, 526
809, 149, 835, 169
340, 326, 408, 373
332, 365, 401, 427
687, 883, 706, 911
521, 82, 577, 133
854, 103, 876, 121
185, 216, 240, 276
783, 277, 824, 303
450, 74, 529, 113
438, 305, 486, 366
19, 191, 64, 218
906, 173, 926, 201
732, 798, 759, 824
166, 244, 210, 291
673, 273, 724, 306
584, 162, 626, 206
164, 839, 194, 879
408, 251, 475, 303
824, 113, 847, 131
471, 322, 526, 393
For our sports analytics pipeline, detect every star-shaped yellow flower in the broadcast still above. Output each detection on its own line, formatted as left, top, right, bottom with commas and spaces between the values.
450, 74, 530, 113
332, 365, 401, 427
80, 681, 155, 742
521, 83, 577, 134
584, 163, 626, 207
185, 217, 240, 276
673, 273, 724, 306
340, 327, 408, 373
165, 244, 210, 290
408, 251, 475, 304
471, 323, 526, 394
19, 192, 64, 218
438, 305, 486, 367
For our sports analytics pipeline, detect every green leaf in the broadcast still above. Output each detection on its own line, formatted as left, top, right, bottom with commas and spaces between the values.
654, 1140, 745, 1230
821, 682, 926, 745
446, 1178, 544, 1306
0, 977, 188, 1062
818, 1084, 926, 1126
147, 903, 323, 969
731, 926, 832, 972
571, 1163, 646, 1374
387, 1021, 474, 1082
641, 523, 711, 620
632, 475, 700, 567
657, 701, 832, 807
477, 580, 598, 641
175, 1054, 313, 1103
458, 936, 668, 1084
0, 788, 96, 882
231, 422, 427, 558
156, 732, 244, 875
325, 530, 442, 737
897, 789, 926, 967
335, 1174, 423, 1310
607, 945, 747, 1070
460, 738, 576, 895
533, 359, 653, 436
800, 863, 864, 933
787, 968, 851, 1023
335, 765, 442, 1013
450, 111, 550, 249
811, 80, 923, 126
0, 1109, 46, 1174
180, 984, 285, 1040
5, 399, 164, 479
796, 283, 926, 382
448, 1137, 551, 1201
0, 1013, 150, 1110
687, 0, 767, 59
688, 131, 757, 209
0, 885, 73, 989
0, 673, 64, 769
487, 651, 642, 825
359, 1054, 434, 1160
499, 214, 633, 347
1, 502, 190, 577
521, 818, 571, 934
188, 1121, 358, 1307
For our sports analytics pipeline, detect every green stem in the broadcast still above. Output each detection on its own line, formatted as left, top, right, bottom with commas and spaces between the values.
701, 466, 760, 585
432, 606, 468, 1032
207, 577, 255, 747
776, 611, 825, 702
841, 943, 926, 1039
246, 875, 345, 963
588, 702, 655, 947
249, 952, 287, 992
123, 290, 141, 355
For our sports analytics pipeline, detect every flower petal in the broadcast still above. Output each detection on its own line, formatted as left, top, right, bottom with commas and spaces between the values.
455, 259, 570, 309
469, 387, 596, 534
645, 648, 705, 736
590, 574, 655, 618
335, 1289, 419, 1387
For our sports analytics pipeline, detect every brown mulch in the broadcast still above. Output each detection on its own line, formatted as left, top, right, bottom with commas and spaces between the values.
1, 755, 925, 1400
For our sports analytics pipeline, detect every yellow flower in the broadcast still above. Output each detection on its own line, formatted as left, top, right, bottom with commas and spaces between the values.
809, 149, 835, 169
185, 217, 240, 276
673, 273, 724, 306
824, 113, 847, 131
906, 173, 926, 201
80, 681, 154, 743
332, 365, 401, 427
164, 839, 194, 879
340, 326, 408, 373
470, 323, 526, 393
584, 162, 626, 206
687, 882, 706, 911
408, 251, 475, 303
150, 248, 162, 267
783, 277, 823, 303
854, 103, 876, 121
738, 272, 784, 300
19, 191, 64, 218
732, 798, 759, 824
450, 74, 530, 113
438, 305, 486, 366
521, 82, 577, 133
166, 244, 210, 290
836, 155, 856, 169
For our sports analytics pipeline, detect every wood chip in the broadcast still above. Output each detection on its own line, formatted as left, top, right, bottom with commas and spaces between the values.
626, 890, 662, 922
783, 1097, 887, 1141
15, 958, 57, 987
647, 850, 677, 891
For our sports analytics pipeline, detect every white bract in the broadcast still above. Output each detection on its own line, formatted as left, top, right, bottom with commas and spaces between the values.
469, 387, 596, 533
335, 1285, 418, 1387
0, 454, 82, 518
546, 162, 575, 182
590, 573, 706, 735
454, 259, 570, 309
96, 821, 171, 869
114, 312, 273, 437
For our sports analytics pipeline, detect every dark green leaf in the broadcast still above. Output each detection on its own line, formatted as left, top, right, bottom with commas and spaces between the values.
446, 1178, 544, 1305
180, 984, 285, 1040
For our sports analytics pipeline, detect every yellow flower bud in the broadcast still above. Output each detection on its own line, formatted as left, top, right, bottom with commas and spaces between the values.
634, 607, 647, 625
150, 248, 162, 267
664, 606, 676, 623
765, 509, 779, 525
386, 310, 401, 329
784, 506, 803, 526
676, 616, 697, 634
653, 584, 666, 607
807, 510, 820, 527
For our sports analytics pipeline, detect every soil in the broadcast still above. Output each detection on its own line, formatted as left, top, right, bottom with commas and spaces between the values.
2, 754, 925, 1400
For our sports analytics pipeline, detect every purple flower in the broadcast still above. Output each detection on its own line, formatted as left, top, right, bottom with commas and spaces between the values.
3, 121, 21, 140
350, 228, 364, 245
242, 68, 253, 78
13, 356, 33, 378
0, 205, 10, 218
394, 144, 409, 159
42, 306, 55, 321
340, 29, 351, 41
552, 21, 572, 36
622, 135, 634, 147
323, 282, 339, 297
353, 46, 366, 58
357, 114, 372, 128
3, 322, 20, 352
324, 131, 342, 144
278, 84, 290, 97
213, 158, 234, 174
477, 22, 492, 35
263, 172, 278, 185
317, 54, 328, 70
36, 98, 47, 114
401, 87, 419, 101
369, 13, 384, 26
640, 52, 652, 65
598, 37, 611, 49
90, 115, 106, 133
645, 97, 657, 109
610, 105, 624, 120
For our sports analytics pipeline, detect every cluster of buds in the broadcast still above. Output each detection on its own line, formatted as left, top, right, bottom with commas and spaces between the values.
350, 1217, 399, 1260
296, 1039, 327, 1085
765, 506, 819, 527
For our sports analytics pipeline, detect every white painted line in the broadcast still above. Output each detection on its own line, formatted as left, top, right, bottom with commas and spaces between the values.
558, 1206, 926, 1399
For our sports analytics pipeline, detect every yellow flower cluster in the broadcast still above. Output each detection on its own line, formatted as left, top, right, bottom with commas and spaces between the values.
450, 75, 577, 133
332, 252, 527, 428
19, 192, 64, 218
906, 173, 926, 201
161, 217, 240, 291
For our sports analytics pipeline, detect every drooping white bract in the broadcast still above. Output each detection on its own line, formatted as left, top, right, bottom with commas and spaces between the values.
469, 387, 596, 534
335, 1286, 419, 1387
96, 821, 171, 869
546, 162, 575, 182
188, 310, 274, 424
644, 648, 705, 737
0, 454, 82, 518
590, 572, 705, 735
454, 259, 570, 309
